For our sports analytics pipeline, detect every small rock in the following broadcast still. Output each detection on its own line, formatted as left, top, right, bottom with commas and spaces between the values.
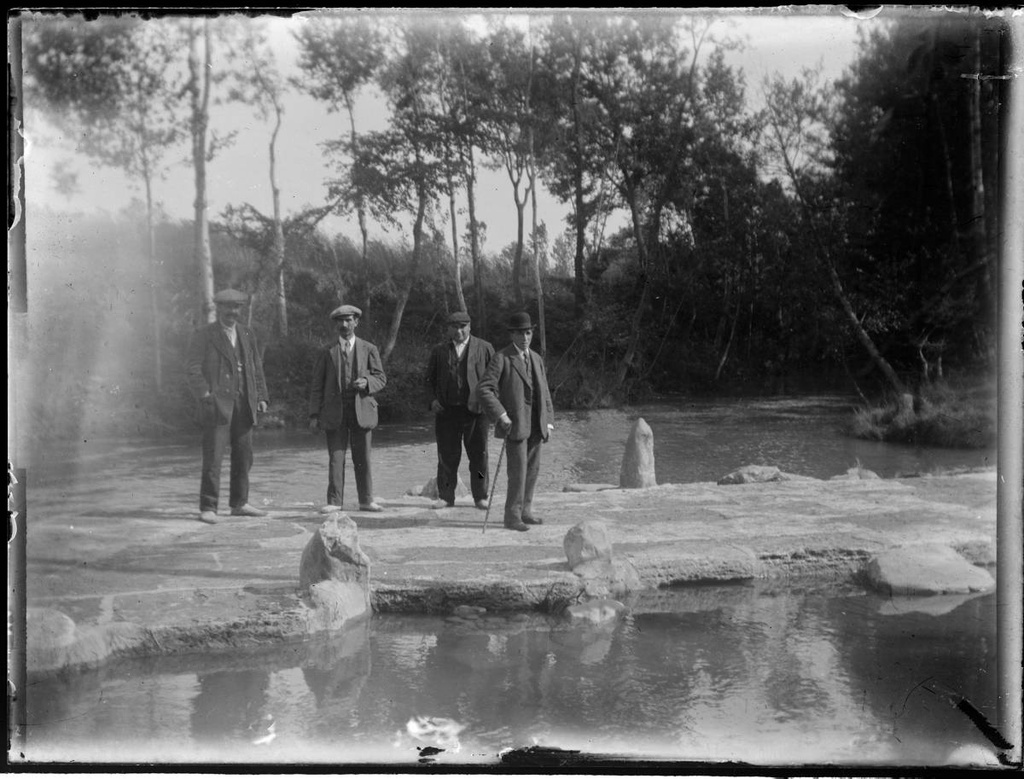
864, 544, 996, 596
829, 466, 880, 481
620, 418, 657, 488
717, 465, 783, 485
408, 476, 469, 499
564, 520, 612, 568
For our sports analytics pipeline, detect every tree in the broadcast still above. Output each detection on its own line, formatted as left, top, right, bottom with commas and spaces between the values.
359, 24, 446, 361
478, 22, 538, 310
24, 14, 183, 390
225, 22, 290, 336
294, 14, 386, 318
761, 67, 906, 396
829, 16, 1005, 374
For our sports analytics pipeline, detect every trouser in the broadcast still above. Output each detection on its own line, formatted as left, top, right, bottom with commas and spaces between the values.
435, 406, 490, 503
503, 429, 543, 526
324, 402, 373, 507
199, 397, 253, 512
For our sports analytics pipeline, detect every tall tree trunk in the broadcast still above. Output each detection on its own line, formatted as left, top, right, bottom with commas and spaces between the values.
511, 181, 528, 309
269, 100, 287, 337
614, 183, 651, 390
464, 145, 485, 330
528, 130, 546, 357
445, 160, 467, 312
382, 184, 427, 362
189, 20, 215, 323
345, 94, 371, 319
967, 28, 991, 319
570, 36, 587, 319
143, 166, 162, 391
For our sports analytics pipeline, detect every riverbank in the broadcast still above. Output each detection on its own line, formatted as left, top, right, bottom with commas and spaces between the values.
18, 467, 997, 676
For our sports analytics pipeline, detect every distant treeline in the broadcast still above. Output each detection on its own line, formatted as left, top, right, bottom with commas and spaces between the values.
18, 12, 1006, 444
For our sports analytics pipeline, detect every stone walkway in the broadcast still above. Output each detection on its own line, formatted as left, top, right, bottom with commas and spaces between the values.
17, 468, 998, 674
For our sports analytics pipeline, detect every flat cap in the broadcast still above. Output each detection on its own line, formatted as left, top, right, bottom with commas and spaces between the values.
213, 288, 248, 305
446, 311, 471, 325
330, 304, 362, 319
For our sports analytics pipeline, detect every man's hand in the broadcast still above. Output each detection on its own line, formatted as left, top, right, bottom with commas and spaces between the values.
498, 413, 513, 433
353, 377, 369, 392
430, 400, 444, 414
308, 417, 320, 434
257, 401, 269, 414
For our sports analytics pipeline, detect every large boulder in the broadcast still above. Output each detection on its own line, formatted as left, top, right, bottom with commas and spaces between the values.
619, 418, 657, 488
718, 465, 784, 485
863, 544, 995, 596
299, 515, 372, 630
564, 520, 613, 569
26, 608, 149, 674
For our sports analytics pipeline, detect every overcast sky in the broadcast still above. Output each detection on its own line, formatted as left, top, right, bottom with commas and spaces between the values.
21, 7, 903, 252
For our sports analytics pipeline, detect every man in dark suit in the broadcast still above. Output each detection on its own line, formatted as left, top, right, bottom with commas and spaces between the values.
424, 310, 496, 510
186, 288, 270, 524
308, 304, 387, 513
476, 312, 554, 532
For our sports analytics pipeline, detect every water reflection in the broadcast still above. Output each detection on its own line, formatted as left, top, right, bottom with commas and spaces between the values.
24, 583, 997, 766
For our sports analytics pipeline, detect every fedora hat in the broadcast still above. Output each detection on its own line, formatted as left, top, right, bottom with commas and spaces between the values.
506, 312, 533, 331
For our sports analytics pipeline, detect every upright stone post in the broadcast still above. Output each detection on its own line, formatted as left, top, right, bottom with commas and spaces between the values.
620, 417, 656, 488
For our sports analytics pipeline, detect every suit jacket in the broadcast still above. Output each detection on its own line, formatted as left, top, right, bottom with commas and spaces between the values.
185, 322, 269, 427
477, 344, 553, 442
308, 336, 387, 430
424, 335, 495, 414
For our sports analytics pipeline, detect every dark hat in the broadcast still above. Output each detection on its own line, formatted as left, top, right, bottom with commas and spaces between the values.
330, 304, 362, 320
213, 288, 248, 305
446, 311, 471, 325
506, 312, 534, 331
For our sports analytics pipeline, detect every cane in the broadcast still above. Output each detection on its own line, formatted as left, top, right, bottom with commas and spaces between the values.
482, 437, 507, 534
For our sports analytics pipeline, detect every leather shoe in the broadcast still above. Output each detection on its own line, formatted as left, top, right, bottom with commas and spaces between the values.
198, 510, 218, 524
319, 504, 343, 514
522, 515, 544, 525
359, 502, 384, 513
231, 504, 268, 517
474, 499, 489, 511
505, 521, 529, 532
431, 500, 455, 510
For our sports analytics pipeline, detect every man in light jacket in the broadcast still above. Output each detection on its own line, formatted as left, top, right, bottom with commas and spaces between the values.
476, 312, 554, 531
308, 304, 387, 512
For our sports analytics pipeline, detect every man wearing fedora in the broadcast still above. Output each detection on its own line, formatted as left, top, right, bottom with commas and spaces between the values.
308, 304, 387, 512
477, 312, 554, 531
424, 310, 496, 510
186, 288, 270, 524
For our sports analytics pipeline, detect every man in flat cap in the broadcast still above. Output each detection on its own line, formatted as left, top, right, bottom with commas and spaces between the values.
186, 288, 270, 524
308, 304, 387, 512
477, 312, 554, 531
424, 310, 495, 510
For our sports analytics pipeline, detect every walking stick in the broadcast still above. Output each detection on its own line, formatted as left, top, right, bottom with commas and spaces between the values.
482, 437, 507, 534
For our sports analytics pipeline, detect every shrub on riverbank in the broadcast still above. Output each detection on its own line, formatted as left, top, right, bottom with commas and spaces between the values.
849, 379, 995, 449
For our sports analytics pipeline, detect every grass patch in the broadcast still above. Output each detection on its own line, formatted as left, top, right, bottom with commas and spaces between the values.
850, 380, 995, 449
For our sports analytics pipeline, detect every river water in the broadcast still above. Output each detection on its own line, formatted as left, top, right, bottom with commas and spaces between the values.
20, 395, 1001, 767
